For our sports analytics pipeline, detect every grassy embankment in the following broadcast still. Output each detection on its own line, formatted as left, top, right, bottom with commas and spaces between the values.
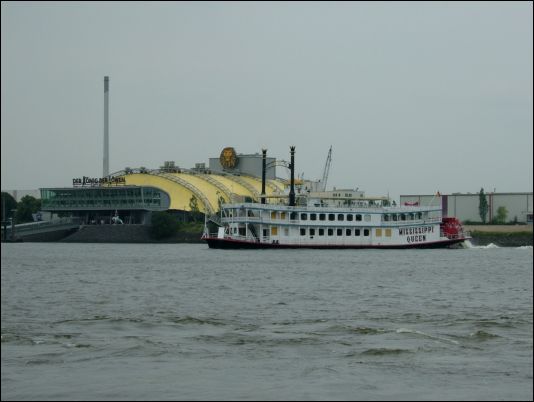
464, 225, 533, 247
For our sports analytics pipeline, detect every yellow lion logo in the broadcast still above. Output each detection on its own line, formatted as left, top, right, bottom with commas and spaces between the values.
220, 147, 238, 169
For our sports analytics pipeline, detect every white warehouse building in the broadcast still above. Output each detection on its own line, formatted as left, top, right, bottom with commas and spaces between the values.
400, 192, 533, 224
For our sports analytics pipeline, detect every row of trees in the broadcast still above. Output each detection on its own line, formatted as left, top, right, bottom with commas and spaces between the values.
1, 192, 42, 224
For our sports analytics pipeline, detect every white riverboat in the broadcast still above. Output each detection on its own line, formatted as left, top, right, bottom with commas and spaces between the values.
202, 146, 470, 249
202, 197, 470, 249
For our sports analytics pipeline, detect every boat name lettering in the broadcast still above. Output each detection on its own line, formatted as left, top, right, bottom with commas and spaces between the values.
398, 226, 434, 236
399, 226, 433, 243
407, 234, 426, 243
73, 176, 126, 187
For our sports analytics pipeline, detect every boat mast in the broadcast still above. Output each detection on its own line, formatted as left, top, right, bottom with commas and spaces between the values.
261, 149, 267, 205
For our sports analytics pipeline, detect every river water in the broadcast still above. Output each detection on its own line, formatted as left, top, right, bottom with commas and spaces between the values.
1, 243, 532, 400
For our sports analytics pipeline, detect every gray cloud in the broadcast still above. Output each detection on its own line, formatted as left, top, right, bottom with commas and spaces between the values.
2, 1, 532, 200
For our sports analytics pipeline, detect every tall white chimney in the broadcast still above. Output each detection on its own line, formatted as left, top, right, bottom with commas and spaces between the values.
103, 76, 110, 177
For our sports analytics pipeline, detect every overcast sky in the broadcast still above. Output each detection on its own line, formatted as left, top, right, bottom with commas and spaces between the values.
1, 1, 532, 201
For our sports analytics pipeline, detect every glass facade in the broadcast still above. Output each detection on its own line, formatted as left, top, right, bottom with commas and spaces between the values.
40, 186, 170, 211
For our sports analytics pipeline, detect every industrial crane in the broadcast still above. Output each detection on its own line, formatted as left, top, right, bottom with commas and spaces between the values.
321, 146, 332, 191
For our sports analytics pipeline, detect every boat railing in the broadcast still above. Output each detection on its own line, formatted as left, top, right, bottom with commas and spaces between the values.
221, 216, 441, 226
5, 217, 83, 234
223, 202, 441, 213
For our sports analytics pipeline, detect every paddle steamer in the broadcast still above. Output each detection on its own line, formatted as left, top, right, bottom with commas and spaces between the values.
202, 147, 470, 249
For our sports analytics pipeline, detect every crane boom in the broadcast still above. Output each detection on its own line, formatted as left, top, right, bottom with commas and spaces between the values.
321, 146, 332, 191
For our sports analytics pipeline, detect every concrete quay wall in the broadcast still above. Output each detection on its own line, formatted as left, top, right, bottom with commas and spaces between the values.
60, 225, 203, 243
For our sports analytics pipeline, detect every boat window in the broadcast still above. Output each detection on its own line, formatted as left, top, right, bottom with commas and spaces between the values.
392, 214, 398, 221
290, 212, 298, 220
337, 228, 343, 236
354, 229, 360, 236
280, 212, 286, 220
400, 214, 406, 221
364, 229, 370, 236
385, 228, 392, 237
417, 212, 422, 220
355, 214, 362, 221
271, 211, 277, 220
338, 214, 344, 221
364, 215, 371, 222
383, 214, 389, 221
301, 213, 307, 220
319, 214, 326, 221
346, 229, 351, 236
300, 228, 306, 236
347, 214, 353, 221
319, 228, 324, 236
376, 228, 382, 237
309, 228, 315, 236
328, 228, 334, 236
271, 227, 278, 236
310, 213, 317, 221
328, 214, 335, 221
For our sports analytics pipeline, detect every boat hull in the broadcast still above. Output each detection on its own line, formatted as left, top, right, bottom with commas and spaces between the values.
204, 237, 468, 249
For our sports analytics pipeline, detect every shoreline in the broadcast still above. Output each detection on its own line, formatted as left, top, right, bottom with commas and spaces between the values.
463, 225, 532, 247
3, 225, 532, 247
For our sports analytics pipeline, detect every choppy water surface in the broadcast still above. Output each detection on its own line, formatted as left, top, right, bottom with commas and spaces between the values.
1, 243, 532, 400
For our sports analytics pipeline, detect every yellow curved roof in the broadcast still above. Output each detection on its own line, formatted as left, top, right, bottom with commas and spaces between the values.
204, 174, 256, 199
122, 171, 287, 213
234, 175, 267, 194
173, 172, 226, 208
123, 173, 209, 212
267, 178, 287, 192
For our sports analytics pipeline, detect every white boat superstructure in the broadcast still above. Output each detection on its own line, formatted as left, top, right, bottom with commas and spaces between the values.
203, 200, 469, 249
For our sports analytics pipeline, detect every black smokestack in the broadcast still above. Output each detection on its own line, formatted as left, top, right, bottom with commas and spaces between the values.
289, 146, 295, 207
261, 149, 267, 204
103, 76, 109, 177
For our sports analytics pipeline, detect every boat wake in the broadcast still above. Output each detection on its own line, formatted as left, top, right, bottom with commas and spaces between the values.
462, 240, 500, 249
462, 241, 532, 250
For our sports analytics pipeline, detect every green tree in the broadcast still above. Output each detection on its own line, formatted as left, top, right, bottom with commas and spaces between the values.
150, 211, 179, 239
16, 195, 41, 223
478, 188, 488, 223
189, 195, 201, 222
495, 206, 508, 224
1, 192, 17, 222
216, 191, 225, 213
